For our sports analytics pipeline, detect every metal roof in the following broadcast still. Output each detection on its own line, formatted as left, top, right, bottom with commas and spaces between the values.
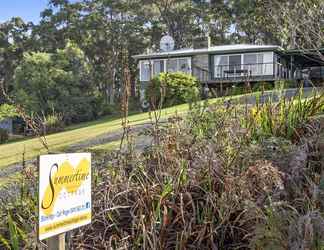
133, 44, 282, 60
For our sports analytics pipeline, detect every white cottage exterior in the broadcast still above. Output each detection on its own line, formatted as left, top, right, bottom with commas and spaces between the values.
133, 44, 324, 106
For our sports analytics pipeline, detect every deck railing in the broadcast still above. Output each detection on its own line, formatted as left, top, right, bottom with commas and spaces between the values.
192, 63, 324, 83
214, 62, 285, 80
192, 62, 292, 82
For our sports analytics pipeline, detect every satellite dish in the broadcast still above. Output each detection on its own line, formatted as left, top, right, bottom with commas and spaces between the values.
160, 35, 175, 52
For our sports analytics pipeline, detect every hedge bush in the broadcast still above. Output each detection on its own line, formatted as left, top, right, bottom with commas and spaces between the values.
146, 72, 200, 108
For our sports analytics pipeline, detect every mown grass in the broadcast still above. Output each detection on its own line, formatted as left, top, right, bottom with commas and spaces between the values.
0, 102, 192, 169
0, 88, 318, 170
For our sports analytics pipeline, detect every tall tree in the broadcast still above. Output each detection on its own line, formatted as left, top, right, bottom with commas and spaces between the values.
36, 0, 147, 104
0, 18, 33, 99
13, 42, 97, 123
264, 0, 324, 55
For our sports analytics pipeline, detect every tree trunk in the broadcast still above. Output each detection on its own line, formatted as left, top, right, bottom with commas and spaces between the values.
109, 68, 116, 105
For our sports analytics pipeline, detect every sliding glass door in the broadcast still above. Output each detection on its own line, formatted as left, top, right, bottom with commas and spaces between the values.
214, 52, 273, 79
243, 53, 264, 75
228, 55, 242, 76
214, 54, 242, 78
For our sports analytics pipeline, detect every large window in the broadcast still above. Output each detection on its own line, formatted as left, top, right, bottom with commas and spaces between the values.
243, 53, 264, 75
167, 58, 191, 73
167, 59, 178, 72
214, 55, 227, 77
140, 61, 151, 81
214, 52, 273, 78
140, 58, 191, 81
178, 58, 191, 73
214, 54, 242, 77
153, 60, 164, 76
228, 55, 242, 75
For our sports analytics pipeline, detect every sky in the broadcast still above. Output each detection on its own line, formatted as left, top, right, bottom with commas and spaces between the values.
0, 0, 49, 24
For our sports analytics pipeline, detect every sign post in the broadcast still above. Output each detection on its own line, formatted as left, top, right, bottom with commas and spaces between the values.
47, 233, 65, 250
38, 153, 91, 248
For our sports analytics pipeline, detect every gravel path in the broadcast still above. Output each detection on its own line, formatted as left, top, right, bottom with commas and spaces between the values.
0, 122, 155, 180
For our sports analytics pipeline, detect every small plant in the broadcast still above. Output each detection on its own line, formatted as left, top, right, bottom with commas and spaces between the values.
43, 113, 64, 134
228, 84, 245, 96
247, 88, 324, 141
101, 104, 119, 116
252, 81, 274, 92
275, 79, 296, 90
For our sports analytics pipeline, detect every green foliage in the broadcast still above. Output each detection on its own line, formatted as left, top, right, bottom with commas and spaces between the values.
1, 93, 324, 249
99, 104, 119, 116
228, 84, 246, 96
0, 167, 38, 249
13, 42, 98, 124
0, 104, 17, 121
0, 128, 9, 143
252, 82, 274, 92
7, 213, 19, 250
146, 72, 200, 108
247, 89, 324, 141
44, 113, 64, 134
274, 80, 296, 90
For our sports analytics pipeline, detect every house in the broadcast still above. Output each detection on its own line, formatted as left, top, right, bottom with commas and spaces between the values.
133, 44, 324, 106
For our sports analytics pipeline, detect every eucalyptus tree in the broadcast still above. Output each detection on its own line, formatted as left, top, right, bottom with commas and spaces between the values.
139, 0, 210, 49
264, 0, 324, 58
13, 42, 97, 123
0, 18, 33, 99
36, 0, 147, 104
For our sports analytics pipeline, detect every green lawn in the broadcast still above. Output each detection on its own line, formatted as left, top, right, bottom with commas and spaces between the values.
0, 100, 219, 170
0, 88, 310, 170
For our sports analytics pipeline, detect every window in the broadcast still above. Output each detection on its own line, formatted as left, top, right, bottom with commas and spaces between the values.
244, 54, 257, 75
167, 59, 178, 72
214, 55, 242, 78
140, 58, 191, 82
140, 61, 151, 81
214, 55, 228, 77
166, 58, 191, 73
228, 55, 242, 75
153, 60, 164, 76
243, 53, 264, 75
178, 58, 190, 73
214, 52, 273, 78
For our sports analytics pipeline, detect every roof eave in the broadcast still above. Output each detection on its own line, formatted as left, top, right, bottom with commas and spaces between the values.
133, 46, 282, 61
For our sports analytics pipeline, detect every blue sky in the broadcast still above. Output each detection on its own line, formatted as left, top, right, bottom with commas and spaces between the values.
0, 0, 49, 24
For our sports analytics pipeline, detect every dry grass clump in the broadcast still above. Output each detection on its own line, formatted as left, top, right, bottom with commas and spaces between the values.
69, 99, 324, 249
0, 93, 323, 249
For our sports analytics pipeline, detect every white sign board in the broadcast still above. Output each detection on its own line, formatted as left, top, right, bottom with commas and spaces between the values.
38, 153, 91, 240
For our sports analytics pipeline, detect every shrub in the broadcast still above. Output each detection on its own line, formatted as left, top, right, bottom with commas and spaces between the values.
246, 88, 324, 141
252, 81, 274, 92
0, 128, 9, 143
274, 79, 296, 90
1, 90, 324, 249
146, 72, 200, 108
228, 84, 245, 96
43, 113, 64, 134
0, 104, 18, 121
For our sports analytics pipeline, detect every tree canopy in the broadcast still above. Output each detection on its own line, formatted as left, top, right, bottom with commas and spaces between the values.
0, 0, 323, 125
